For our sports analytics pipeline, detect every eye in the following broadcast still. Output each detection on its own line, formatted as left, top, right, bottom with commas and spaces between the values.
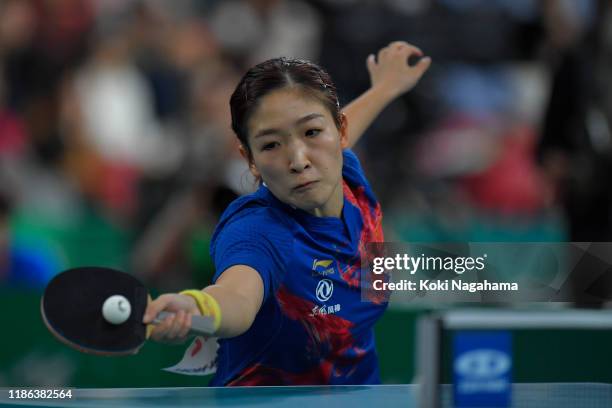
261, 142, 279, 151
305, 129, 321, 137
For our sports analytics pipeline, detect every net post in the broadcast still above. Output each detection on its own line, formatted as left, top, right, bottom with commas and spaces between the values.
416, 313, 442, 408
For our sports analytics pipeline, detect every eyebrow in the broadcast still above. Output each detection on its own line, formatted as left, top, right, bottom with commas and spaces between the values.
253, 113, 325, 139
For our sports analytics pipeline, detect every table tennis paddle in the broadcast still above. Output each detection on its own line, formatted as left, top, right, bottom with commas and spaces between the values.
41, 266, 216, 356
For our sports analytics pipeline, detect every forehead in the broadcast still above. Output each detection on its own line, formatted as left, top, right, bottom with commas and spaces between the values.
247, 87, 331, 134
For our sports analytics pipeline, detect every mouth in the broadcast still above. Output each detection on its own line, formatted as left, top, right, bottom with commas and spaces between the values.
293, 181, 318, 191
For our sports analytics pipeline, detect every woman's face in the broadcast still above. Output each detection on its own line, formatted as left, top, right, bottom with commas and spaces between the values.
245, 87, 348, 217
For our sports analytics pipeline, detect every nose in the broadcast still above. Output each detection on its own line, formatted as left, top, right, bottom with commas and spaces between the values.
288, 140, 311, 173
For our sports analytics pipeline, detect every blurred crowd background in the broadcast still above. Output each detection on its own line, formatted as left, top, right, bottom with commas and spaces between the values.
3, 0, 612, 291
2, 0, 612, 387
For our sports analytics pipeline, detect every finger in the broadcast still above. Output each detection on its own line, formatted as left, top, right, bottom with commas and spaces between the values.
388, 41, 416, 51
389, 41, 422, 55
167, 310, 185, 339
415, 56, 432, 74
366, 54, 376, 74
172, 310, 190, 339
396, 46, 423, 62
178, 312, 192, 338
176, 310, 189, 338
378, 46, 390, 62
408, 46, 424, 56
150, 314, 174, 341
144, 295, 171, 323
389, 40, 408, 48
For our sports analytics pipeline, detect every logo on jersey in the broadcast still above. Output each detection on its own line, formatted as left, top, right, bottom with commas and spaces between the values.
315, 279, 334, 302
310, 303, 341, 317
312, 259, 335, 277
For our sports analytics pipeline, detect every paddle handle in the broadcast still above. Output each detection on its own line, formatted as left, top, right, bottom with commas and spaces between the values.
154, 311, 217, 336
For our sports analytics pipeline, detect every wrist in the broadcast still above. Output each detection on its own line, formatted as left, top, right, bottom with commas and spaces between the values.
368, 84, 399, 105
179, 289, 222, 332
179, 293, 202, 316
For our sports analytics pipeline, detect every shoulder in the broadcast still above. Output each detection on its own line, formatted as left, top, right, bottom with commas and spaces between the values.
342, 148, 378, 202
210, 191, 293, 300
342, 148, 365, 176
342, 148, 370, 186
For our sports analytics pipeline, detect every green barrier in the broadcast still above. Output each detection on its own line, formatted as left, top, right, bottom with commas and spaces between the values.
0, 289, 417, 387
0, 289, 212, 388
375, 308, 419, 383
3, 290, 610, 387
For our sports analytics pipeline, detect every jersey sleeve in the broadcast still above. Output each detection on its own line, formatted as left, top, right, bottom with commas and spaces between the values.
210, 208, 290, 301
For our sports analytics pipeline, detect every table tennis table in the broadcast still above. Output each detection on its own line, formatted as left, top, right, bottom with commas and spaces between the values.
2, 383, 612, 407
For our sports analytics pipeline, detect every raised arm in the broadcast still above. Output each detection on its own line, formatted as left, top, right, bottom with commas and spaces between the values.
343, 41, 431, 148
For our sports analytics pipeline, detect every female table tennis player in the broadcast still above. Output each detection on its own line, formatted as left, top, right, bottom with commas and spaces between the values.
144, 41, 431, 385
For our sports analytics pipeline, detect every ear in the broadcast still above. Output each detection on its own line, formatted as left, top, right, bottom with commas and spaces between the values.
239, 144, 261, 179
339, 113, 349, 149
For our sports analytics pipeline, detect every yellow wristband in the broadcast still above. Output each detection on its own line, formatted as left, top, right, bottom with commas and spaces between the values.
180, 290, 221, 332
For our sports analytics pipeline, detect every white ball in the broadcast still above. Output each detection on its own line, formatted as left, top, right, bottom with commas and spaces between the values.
102, 295, 132, 325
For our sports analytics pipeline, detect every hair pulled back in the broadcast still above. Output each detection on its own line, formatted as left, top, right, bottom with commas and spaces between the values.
230, 58, 341, 159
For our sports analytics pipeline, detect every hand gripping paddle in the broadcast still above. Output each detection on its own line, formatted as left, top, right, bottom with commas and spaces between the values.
41, 267, 216, 356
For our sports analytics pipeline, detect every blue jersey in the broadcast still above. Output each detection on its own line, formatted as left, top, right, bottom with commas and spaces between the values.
209, 149, 387, 386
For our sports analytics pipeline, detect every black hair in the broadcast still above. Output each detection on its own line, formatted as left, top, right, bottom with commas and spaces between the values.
229, 57, 341, 160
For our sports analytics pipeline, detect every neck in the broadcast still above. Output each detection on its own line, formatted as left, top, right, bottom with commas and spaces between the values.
308, 181, 344, 218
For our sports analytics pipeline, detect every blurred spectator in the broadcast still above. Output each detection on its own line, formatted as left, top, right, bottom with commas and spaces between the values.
538, 0, 611, 241
209, 0, 322, 66
0, 192, 10, 281
1, 0, 609, 292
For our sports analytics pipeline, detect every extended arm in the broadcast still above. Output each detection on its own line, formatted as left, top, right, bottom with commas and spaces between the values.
144, 264, 264, 341
343, 41, 431, 148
